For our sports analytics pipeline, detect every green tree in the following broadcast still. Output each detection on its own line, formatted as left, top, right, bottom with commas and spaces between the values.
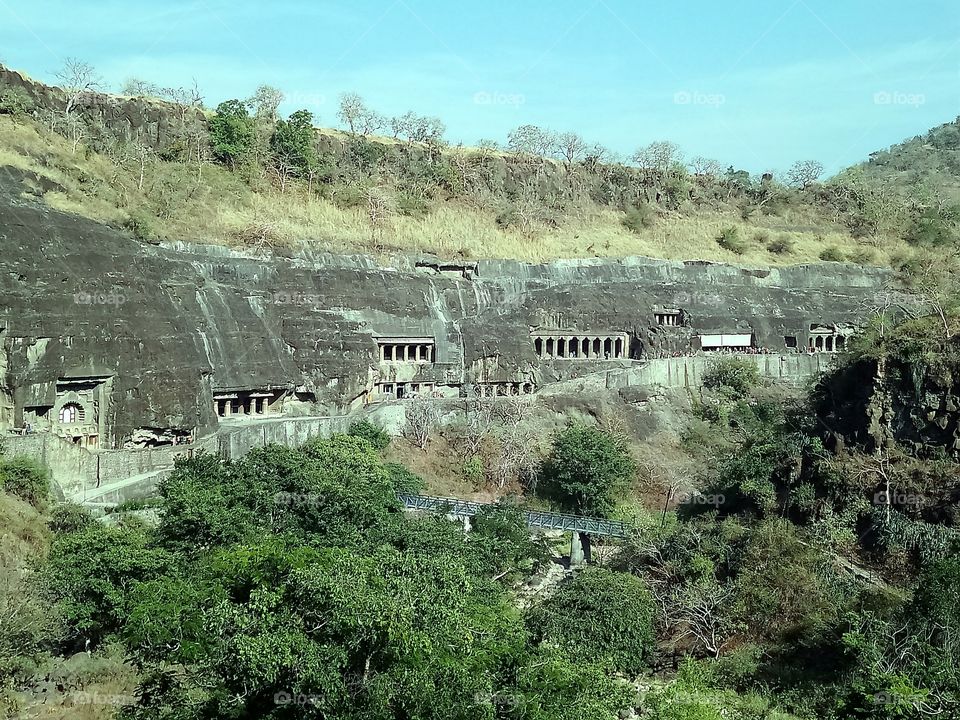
347, 419, 391, 451
540, 423, 635, 516
0, 456, 49, 507
270, 109, 318, 191
208, 99, 255, 167
702, 356, 760, 399
526, 567, 655, 676
45, 523, 173, 646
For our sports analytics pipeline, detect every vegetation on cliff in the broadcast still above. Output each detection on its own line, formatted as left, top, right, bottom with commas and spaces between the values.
2, 62, 958, 265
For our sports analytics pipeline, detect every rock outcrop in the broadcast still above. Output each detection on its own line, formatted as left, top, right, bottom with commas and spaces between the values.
0, 165, 900, 448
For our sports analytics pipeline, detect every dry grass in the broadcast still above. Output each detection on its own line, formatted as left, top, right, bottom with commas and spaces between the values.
0, 116, 913, 266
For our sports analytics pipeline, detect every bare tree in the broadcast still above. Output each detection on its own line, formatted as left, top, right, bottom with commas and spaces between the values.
62, 114, 86, 153
55, 57, 102, 117
785, 159, 824, 189
247, 84, 285, 123
160, 82, 204, 124
120, 77, 160, 98
689, 156, 722, 179
338, 92, 365, 133
910, 257, 959, 340
365, 188, 395, 248
405, 397, 441, 449
507, 124, 555, 157
633, 141, 683, 179
554, 131, 587, 167
357, 109, 385, 137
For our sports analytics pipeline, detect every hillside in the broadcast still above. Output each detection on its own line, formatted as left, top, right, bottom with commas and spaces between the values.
1, 63, 947, 266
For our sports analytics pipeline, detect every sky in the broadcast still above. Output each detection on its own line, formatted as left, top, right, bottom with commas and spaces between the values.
1, 0, 958, 175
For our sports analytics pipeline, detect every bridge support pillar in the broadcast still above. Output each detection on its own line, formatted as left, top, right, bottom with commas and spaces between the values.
462, 515, 472, 533
570, 531, 590, 566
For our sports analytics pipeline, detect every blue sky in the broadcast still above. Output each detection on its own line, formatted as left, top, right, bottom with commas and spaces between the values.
1, 0, 958, 174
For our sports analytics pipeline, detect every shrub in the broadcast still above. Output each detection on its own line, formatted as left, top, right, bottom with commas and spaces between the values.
462, 455, 484, 488
703, 356, 760, 399
396, 192, 431, 218
752, 230, 771, 245
819, 246, 845, 262
123, 212, 154, 241
347, 419, 391, 451
495, 204, 521, 229
539, 423, 635, 517
716, 227, 747, 254
384, 462, 425, 495
0, 85, 34, 117
49, 503, 95, 534
526, 567, 655, 675
847, 247, 876, 265
0, 456, 49, 507
330, 183, 366, 209
766, 235, 794, 255
621, 204, 655, 233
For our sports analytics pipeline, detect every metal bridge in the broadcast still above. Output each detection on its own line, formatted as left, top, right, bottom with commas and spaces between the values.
397, 493, 631, 538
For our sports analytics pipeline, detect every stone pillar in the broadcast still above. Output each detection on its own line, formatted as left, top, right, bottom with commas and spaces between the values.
462, 516, 472, 533
570, 531, 584, 566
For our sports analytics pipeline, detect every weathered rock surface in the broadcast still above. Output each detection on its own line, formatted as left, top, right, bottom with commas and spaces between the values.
0, 166, 899, 447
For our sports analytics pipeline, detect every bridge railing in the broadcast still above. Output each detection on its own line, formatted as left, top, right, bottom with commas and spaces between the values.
397, 493, 631, 538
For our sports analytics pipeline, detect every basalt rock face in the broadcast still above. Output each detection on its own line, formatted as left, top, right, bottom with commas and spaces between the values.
817, 352, 960, 458
0, 65, 204, 152
0, 170, 896, 447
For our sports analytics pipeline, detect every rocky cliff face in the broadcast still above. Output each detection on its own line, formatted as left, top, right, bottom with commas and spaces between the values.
818, 352, 960, 458
0, 160, 899, 447
0, 65, 205, 152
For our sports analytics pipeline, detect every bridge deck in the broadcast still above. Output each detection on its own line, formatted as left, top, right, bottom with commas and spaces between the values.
398, 493, 630, 538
